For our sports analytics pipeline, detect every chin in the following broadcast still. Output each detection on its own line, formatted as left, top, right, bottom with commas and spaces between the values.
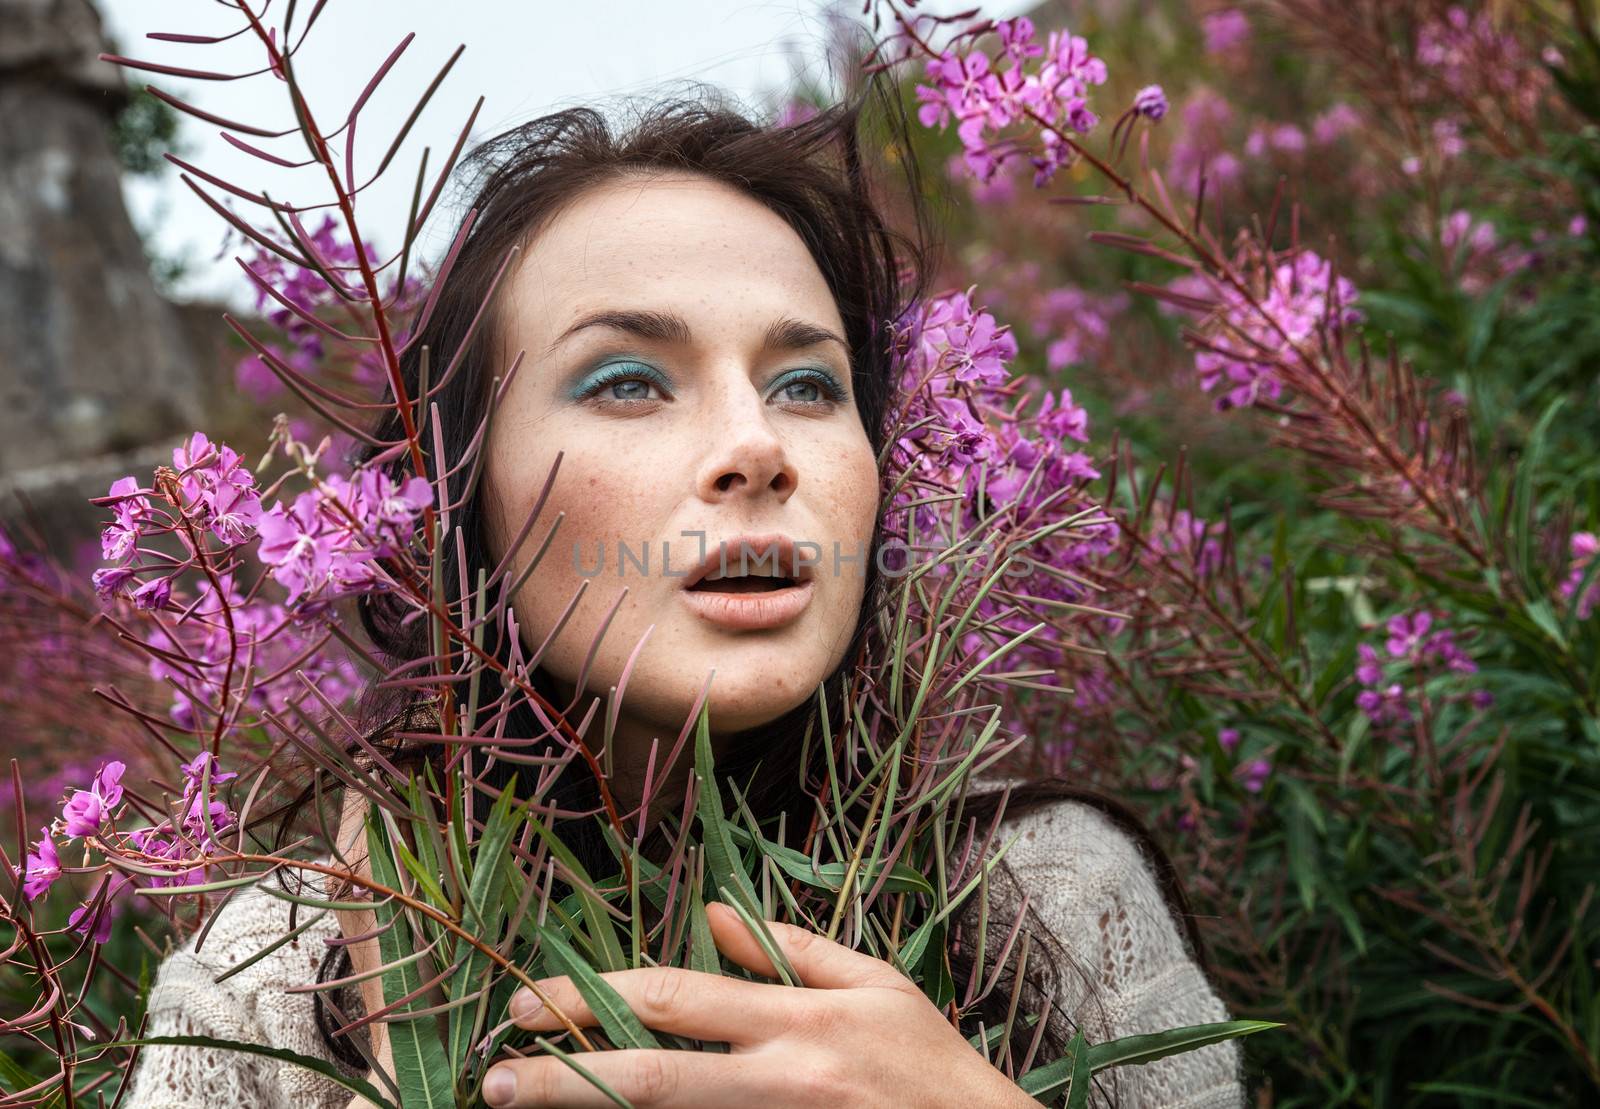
648, 653, 829, 736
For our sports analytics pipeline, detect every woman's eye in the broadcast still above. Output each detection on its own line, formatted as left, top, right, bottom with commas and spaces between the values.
772, 369, 847, 407
781, 379, 822, 403
576, 362, 670, 404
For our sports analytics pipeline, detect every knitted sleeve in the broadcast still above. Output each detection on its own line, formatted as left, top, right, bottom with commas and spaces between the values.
996, 799, 1246, 1108
122, 883, 352, 1109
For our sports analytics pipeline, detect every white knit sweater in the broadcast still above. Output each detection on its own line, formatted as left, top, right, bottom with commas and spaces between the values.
122, 799, 1245, 1108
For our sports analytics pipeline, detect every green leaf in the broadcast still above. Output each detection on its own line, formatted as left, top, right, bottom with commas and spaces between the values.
447, 777, 524, 1076
967, 1011, 1040, 1052
1512, 397, 1566, 584
686, 874, 722, 977
1087, 1019, 1280, 1071
99, 1035, 395, 1108
1064, 1031, 1091, 1109
1524, 597, 1568, 649
536, 925, 661, 1050
725, 824, 935, 896
366, 815, 457, 1109
520, 815, 627, 973
531, 1035, 634, 1109
1018, 1020, 1280, 1099
693, 701, 759, 907
0, 1048, 40, 1095
715, 882, 801, 988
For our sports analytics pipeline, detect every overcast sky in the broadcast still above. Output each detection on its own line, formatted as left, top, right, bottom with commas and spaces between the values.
97, 0, 1030, 308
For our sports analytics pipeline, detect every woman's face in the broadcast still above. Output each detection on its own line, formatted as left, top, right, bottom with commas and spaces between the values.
483, 172, 880, 779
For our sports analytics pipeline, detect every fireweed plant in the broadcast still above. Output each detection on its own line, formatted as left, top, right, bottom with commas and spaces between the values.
872, 0, 1600, 1104
0, 4, 1274, 1108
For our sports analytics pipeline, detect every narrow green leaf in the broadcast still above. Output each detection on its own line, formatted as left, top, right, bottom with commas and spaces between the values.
1086, 1019, 1281, 1072
715, 883, 800, 988
726, 824, 935, 896
531, 1036, 634, 1109
536, 925, 661, 1049
447, 778, 524, 1076
1064, 1031, 1091, 1109
0, 1048, 40, 1095
366, 815, 456, 1109
687, 876, 722, 977
1018, 1020, 1280, 1099
693, 702, 759, 907
99, 1035, 395, 1108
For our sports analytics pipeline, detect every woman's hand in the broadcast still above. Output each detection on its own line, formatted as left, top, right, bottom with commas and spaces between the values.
480, 901, 1038, 1108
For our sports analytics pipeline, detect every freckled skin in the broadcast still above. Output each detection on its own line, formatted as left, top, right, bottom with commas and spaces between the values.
481, 172, 880, 806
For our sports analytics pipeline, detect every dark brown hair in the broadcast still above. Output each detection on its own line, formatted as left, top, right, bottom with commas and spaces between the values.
310, 84, 1209, 1098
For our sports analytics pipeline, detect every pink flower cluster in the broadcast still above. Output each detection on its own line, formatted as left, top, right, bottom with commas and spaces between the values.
234, 214, 421, 403
90, 434, 423, 732
1561, 532, 1598, 621
15, 753, 238, 942
1354, 610, 1487, 726
256, 469, 432, 614
1186, 250, 1363, 411
1166, 88, 1242, 195
1202, 9, 1251, 57
144, 571, 361, 731
1168, 91, 1367, 197
93, 433, 264, 610
914, 15, 1110, 185
1440, 210, 1534, 295
1416, 5, 1549, 119
889, 290, 1113, 684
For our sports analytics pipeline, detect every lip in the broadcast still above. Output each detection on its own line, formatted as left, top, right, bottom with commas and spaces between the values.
679, 577, 816, 631
680, 532, 817, 590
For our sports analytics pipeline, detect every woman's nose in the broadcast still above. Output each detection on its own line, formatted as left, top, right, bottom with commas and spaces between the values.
694, 378, 798, 504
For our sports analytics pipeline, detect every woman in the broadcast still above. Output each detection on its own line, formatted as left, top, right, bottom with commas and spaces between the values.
124, 92, 1245, 1108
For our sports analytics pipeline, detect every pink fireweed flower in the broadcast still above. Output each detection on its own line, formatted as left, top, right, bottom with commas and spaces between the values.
66, 874, 131, 944
1416, 5, 1549, 118
913, 17, 1108, 186
1144, 510, 1225, 577
59, 760, 126, 838
1190, 250, 1362, 410
234, 213, 424, 400
1202, 9, 1251, 56
130, 574, 175, 611
144, 570, 361, 731
1027, 285, 1126, 372
904, 289, 1018, 392
1218, 728, 1241, 753
21, 828, 62, 901
172, 432, 264, 545
1312, 103, 1362, 145
1237, 757, 1272, 794
1133, 85, 1168, 121
1561, 532, 1599, 620
127, 828, 212, 890
1440, 210, 1534, 294
1357, 683, 1411, 726
99, 476, 151, 563
256, 469, 431, 612
1385, 610, 1434, 658
1355, 610, 1479, 724
1168, 88, 1242, 196
91, 563, 138, 604
177, 750, 239, 844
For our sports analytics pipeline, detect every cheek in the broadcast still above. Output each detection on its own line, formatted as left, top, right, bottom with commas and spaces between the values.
490, 431, 659, 564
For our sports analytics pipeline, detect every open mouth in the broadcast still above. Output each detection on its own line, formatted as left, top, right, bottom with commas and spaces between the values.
686, 574, 799, 594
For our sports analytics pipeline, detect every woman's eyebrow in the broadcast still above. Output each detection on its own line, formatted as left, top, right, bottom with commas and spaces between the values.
546, 309, 847, 355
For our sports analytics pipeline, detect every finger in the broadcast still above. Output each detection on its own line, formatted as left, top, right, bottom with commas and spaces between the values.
705, 901, 915, 993
483, 1048, 767, 1108
509, 967, 790, 1043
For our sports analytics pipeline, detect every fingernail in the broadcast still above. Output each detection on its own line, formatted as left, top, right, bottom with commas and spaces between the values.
484, 1066, 516, 1106
509, 988, 542, 1021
